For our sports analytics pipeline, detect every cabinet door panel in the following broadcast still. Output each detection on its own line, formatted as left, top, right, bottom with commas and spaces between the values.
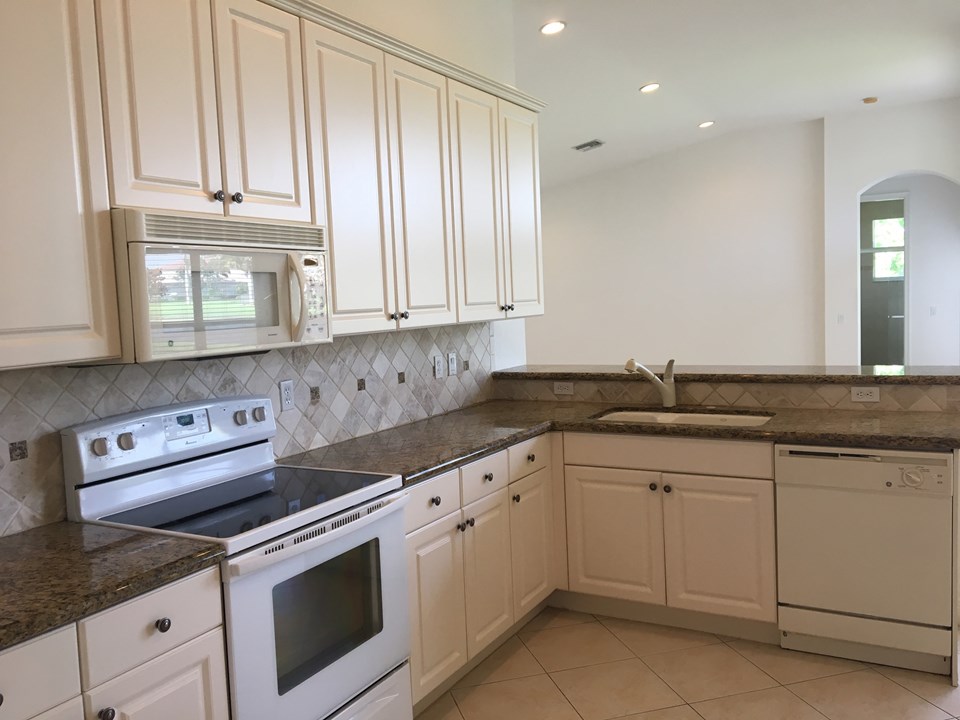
303, 23, 397, 334
0, 0, 120, 367
510, 467, 554, 618
83, 628, 229, 720
213, 0, 310, 222
33, 697, 84, 720
448, 80, 506, 322
499, 100, 543, 317
406, 511, 467, 703
662, 473, 777, 622
385, 56, 457, 328
98, 0, 222, 214
463, 490, 514, 658
565, 465, 665, 604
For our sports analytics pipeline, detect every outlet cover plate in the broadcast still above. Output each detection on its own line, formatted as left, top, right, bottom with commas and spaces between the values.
433, 355, 444, 378
851, 386, 880, 402
554, 381, 574, 396
279, 379, 295, 410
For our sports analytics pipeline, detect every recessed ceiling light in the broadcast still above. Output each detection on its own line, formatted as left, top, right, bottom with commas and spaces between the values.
639, 83, 661, 94
862, 97, 879, 104
540, 21, 566, 35
698, 121, 715, 129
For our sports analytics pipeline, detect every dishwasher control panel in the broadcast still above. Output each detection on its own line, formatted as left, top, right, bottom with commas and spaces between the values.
775, 445, 953, 497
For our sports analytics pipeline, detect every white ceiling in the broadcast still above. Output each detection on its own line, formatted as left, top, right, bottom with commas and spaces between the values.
512, 0, 960, 188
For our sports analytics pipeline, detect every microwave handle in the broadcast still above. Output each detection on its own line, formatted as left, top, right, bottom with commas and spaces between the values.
288, 253, 308, 342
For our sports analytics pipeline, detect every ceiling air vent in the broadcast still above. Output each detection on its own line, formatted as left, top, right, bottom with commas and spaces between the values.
572, 139, 605, 152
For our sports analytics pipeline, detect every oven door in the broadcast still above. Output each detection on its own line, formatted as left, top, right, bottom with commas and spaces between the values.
128, 242, 307, 360
222, 492, 410, 720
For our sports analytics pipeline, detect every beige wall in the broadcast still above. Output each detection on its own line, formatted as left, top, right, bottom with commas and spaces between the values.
315, 0, 516, 84
525, 120, 825, 365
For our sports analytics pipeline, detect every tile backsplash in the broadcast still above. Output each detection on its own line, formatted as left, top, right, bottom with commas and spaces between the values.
493, 377, 960, 412
0, 323, 492, 536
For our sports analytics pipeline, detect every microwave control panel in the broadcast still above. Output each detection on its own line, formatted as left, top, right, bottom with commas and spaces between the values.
301, 253, 329, 341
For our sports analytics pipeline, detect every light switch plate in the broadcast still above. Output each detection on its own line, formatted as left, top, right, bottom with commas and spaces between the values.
851, 386, 880, 402
433, 355, 444, 378
447, 352, 458, 376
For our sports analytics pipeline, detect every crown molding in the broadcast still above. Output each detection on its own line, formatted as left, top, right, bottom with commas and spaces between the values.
263, 0, 546, 112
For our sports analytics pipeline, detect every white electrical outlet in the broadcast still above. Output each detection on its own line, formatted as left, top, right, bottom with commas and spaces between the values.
851, 386, 880, 402
554, 381, 574, 396
447, 352, 458, 376
279, 379, 295, 410
433, 355, 444, 378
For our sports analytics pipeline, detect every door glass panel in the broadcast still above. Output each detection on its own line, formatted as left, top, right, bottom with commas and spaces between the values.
859, 199, 905, 365
145, 248, 280, 333
272, 539, 383, 695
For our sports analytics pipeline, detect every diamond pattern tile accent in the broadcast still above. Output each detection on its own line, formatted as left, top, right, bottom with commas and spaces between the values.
0, 323, 492, 536
494, 379, 954, 412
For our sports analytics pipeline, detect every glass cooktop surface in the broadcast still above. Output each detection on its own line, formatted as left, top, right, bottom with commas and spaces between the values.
102, 466, 395, 539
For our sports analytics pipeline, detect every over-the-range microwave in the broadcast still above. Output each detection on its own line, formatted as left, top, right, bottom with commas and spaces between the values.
112, 209, 331, 362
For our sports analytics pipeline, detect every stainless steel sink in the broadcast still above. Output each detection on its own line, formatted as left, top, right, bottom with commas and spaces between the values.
595, 410, 773, 427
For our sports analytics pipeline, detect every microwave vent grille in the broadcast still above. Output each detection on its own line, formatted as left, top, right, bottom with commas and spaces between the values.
143, 213, 325, 250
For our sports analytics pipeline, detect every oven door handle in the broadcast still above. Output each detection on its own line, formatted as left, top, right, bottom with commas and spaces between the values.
289, 252, 308, 342
225, 492, 408, 579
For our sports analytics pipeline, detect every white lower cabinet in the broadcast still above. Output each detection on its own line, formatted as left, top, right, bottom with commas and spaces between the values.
565, 466, 666, 604
463, 490, 514, 657
509, 467, 554, 618
563, 434, 777, 623
406, 439, 560, 703
31, 698, 83, 720
406, 509, 468, 703
662, 473, 777, 622
82, 629, 229, 720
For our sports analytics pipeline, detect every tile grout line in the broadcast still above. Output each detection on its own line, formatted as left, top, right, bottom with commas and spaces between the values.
857, 665, 956, 718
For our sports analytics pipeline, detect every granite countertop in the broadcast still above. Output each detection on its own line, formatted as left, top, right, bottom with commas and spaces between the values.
0, 522, 224, 652
283, 399, 960, 484
493, 364, 960, 385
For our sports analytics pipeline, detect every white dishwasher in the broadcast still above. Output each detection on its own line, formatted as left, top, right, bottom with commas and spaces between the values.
775, 444, 955, 674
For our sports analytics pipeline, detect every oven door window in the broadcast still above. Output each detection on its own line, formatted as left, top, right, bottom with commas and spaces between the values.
272, 539, 384, 696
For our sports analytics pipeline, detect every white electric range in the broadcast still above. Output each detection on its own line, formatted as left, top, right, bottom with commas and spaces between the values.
62, 395, 413, 720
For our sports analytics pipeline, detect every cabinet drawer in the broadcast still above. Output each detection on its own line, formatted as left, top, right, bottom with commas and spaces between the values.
405, 469, 461, 533
78, 567, 222, 689
508, 435, 550, 481
30, 697, 83, 720
460, 451, 508, 506
0, 625, 79, 720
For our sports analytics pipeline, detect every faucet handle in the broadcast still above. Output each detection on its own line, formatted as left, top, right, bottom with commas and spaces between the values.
625, 358, 639, 373
663, 359, 675, 381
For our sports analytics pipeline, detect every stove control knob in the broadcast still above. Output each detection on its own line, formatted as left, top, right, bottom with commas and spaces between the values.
91, 437, 110, 457
902, 468, 924, 488
117, 432, 136, 451
234, 410, 248, 426
252, 406, 267, 423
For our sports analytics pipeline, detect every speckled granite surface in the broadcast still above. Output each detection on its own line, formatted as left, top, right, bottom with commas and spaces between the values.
283, 400, 960, 484
0, 522, 223, 652
493, 364, 960, 385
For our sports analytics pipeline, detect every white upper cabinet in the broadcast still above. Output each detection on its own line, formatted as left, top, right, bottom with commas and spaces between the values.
448, 80, 507, 322
384, 56, 457, 328
213, 0, 311, 222
0, 0, 121, 369
98, 0, 311, 222
302, 23, 397, 335
499, 101, 544, 317
98, 0, 222, 215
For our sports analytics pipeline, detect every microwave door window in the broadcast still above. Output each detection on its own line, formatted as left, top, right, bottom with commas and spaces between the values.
144, 248, 283, 354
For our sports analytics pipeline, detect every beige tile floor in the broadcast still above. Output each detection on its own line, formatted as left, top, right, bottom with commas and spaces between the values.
417, 607, 960, 720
